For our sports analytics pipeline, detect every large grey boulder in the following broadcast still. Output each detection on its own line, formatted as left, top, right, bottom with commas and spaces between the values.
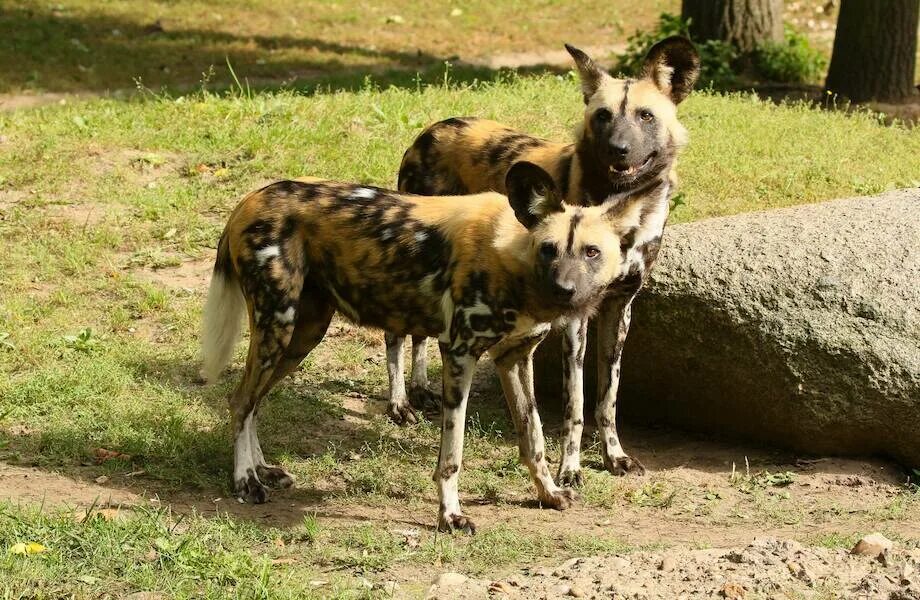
535, 189, 920, 468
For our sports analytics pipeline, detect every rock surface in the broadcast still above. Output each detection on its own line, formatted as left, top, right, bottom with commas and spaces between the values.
535, 189, 920, 468
852, 533, 895, 559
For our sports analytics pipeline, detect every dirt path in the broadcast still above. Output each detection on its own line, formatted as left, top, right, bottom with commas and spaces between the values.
3, 428, 918, 597
429, 538, 920, 599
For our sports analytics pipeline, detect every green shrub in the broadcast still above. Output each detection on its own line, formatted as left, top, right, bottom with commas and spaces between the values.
614, 13, 739, 89
755, 27, 828, 83
616, 14, 826, 88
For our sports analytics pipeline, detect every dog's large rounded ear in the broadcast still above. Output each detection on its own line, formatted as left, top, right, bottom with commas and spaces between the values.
506, 162, 563, 229
565, 43, 605, 103
641, 36, 700, 104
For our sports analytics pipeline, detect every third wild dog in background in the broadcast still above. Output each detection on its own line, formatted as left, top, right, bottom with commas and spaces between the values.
387, 37, 700, 486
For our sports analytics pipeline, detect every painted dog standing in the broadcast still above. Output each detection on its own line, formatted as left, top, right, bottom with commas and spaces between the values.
199, 163, 662, 532
385, 37, 700, 486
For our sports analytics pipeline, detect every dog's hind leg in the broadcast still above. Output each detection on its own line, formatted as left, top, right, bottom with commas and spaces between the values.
249, 281, 335, 490
385, 333, 417, 425
230, 252, 312, 504
230, 319, 295, 504
408, 335, 440, 411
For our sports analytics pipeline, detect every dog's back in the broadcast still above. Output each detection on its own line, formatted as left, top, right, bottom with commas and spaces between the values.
397, 117, 569, 197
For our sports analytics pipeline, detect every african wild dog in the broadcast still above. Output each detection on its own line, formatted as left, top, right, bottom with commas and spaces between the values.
385, 37, 700, 486
199, 163, 662, 532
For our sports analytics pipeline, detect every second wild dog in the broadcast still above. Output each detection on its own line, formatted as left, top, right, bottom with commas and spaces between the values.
387, 36, 700, 486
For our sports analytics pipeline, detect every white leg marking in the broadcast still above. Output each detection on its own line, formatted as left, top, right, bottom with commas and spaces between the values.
248, 414, 266, 468
386, 335, 410, 415
410, 337, 430, 390
498, 359, 563, 502
234, 413, 256, 483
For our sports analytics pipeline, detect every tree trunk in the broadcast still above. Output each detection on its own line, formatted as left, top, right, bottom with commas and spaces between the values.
825, 0, 920, 103
681, 0, 783, 53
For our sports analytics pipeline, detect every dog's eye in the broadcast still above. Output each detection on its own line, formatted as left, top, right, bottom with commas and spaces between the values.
540, 242, 558, 259
593, 109, 612, 123
639, 110, 654, 122
584, 246, 601, 259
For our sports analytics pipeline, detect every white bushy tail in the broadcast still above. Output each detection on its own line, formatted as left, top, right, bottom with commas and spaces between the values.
199, 236, 246, 384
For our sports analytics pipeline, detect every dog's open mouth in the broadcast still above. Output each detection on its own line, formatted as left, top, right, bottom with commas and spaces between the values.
609, 154, 654, 177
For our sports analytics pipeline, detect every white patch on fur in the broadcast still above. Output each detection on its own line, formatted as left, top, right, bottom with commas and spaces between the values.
386, 335, 408, 406
528, 189, 555, 218
436, 355, 476, 521
233, 414, 255, 482
624, 183, 671, 272
414, 230, 429, 243
437, 290, 455, 344
410, 339, 430, 389
380, 228, 394, 241
248, 416, 266, 467
350, 187, 376, 200
275, 306, 296, 324
199, 272, 246, 384
463, 296, 497, 337
255, 245, 280, 265
655, 64, 674, 93
636, 184, 670, 242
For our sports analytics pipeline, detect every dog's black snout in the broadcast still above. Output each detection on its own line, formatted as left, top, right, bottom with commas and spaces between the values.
552, 281, 576, 301
610, 142, 630, 157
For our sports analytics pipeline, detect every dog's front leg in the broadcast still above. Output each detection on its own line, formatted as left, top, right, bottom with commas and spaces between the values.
557, 317, 588, 487
596, 292, 646, 476
493, 333, 576, 510
434, 342, 478, 534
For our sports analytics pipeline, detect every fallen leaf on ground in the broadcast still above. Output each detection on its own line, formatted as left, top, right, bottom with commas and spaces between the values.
10, 542, 46, 555
94, 448, 131, 463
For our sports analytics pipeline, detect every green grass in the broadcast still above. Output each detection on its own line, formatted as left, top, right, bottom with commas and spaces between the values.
0, 0, 673, 94
0, 503, 380, 599
1, 71, 918, 596
1, 501, 640, 598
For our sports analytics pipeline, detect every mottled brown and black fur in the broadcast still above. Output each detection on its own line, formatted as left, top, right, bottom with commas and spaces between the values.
200, 164, 660, 533
385, 37, 700, 486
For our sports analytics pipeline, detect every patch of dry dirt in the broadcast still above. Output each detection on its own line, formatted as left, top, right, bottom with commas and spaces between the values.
0, 146, 183, 228
462, 44, 625, 70
2, 383, 918, 596
3, 423, 916, 538
0, 463, 139, 508
429, 537, 920, 599
132, 254, 215, 292
0, 92, 97, 112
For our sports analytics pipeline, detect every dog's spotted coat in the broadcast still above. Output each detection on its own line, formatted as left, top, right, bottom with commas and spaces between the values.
200, 163, 662, 532
386, 37, 701, 486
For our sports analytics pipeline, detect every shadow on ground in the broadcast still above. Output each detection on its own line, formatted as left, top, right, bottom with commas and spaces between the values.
1, 342, 911, 533
0, 5, 567, 96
